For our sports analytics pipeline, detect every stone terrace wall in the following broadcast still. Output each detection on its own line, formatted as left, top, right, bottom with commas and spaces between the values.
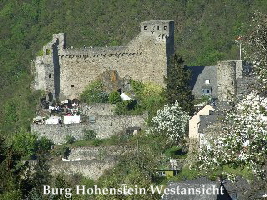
80, 103, 115, 116
49, 160, 116, 180
67, 146, 132, 161
49, 146, 134, 180
31, 114, 146, 144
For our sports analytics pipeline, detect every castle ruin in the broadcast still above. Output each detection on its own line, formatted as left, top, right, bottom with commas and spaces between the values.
32, 20, 174, 100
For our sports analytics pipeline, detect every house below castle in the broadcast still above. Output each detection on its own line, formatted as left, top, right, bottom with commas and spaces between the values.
187, 60, 253, 101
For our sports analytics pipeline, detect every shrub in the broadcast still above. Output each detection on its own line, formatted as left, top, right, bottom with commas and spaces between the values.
114, 100, 139, 115
84, 129, 96, 140
80, 80, 108, 104
108, 91, 121, 104
91, 139, 103, 146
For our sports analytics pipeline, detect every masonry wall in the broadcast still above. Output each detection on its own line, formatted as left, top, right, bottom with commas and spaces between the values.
217, 61, 237, 101
31, 114, 146, 144
49, 160, 116, 180
49, 145, 134, 180
80, 103, 115, 116
67, 146, 132, 161
59, 34, 168, 99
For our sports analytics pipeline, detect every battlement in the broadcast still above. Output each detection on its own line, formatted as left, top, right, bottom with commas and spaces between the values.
58, 46, 142, 59
140, 20, 174, 39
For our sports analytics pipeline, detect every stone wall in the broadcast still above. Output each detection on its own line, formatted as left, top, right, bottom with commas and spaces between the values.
49, 146, 134, 180
67, 146, 132, 161
49, 159, 116, 180
58, 33, 169, 99
80, 103, 115, 116
33, 20, 174, 100
217, 60, 237, 101
31, 114, 146, 144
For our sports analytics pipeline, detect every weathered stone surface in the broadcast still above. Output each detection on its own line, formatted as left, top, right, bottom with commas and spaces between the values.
49, 159, 116, 180
67, 146, 132, 161
31, 114, 146, 144
49, 146, 133, 180
80, 103, 115, 116
217, 60, 237, 101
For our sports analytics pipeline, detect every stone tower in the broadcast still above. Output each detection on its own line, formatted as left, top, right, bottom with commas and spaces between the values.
139, 20, 174, 54
32, 33, 65, 99
217, 61, 237, 101
33, 20, 174, 100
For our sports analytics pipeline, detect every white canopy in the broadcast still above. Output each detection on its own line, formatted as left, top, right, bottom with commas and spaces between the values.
120, 93, 131, 100
64, 115, 81, 124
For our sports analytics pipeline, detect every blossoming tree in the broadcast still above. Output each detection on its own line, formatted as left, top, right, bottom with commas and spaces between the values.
149, 101, 190, 143
245, 12, 267, 91
198, 93, 267, 178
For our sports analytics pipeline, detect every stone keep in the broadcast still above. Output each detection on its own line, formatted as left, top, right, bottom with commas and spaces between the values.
33, 20, 174, 100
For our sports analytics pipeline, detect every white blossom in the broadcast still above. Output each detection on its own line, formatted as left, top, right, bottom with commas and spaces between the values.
148, 101, 189, 142
198, 92, 267, 178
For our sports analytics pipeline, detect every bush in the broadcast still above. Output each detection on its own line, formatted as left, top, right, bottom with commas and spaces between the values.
84, 129, 96, 140
108, 91, 121, 104
35, 137, 53, 153
114, 100, 140, 115
80, 80, 108, 104
12, 132, 37, 157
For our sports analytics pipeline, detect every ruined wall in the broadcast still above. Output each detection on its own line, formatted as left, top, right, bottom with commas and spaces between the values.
31, 114, 146, 144
33, 20, 174, 100
217, 61, 237, 101
33, 33, 65, 98
49, 160, 116, 180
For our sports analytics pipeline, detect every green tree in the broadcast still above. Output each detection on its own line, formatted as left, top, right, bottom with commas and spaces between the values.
165, 54, 194, 115
12, 132, 37, 157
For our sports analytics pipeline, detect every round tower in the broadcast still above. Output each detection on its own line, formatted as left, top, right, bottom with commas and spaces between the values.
217, 61, 237, 102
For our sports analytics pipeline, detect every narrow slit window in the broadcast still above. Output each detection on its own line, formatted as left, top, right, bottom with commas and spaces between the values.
157, 26, 160, 30
49, 74, 52, 78
144, 26, 147, 30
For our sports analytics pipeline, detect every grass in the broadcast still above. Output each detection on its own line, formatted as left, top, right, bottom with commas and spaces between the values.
170, 166, 202, 181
